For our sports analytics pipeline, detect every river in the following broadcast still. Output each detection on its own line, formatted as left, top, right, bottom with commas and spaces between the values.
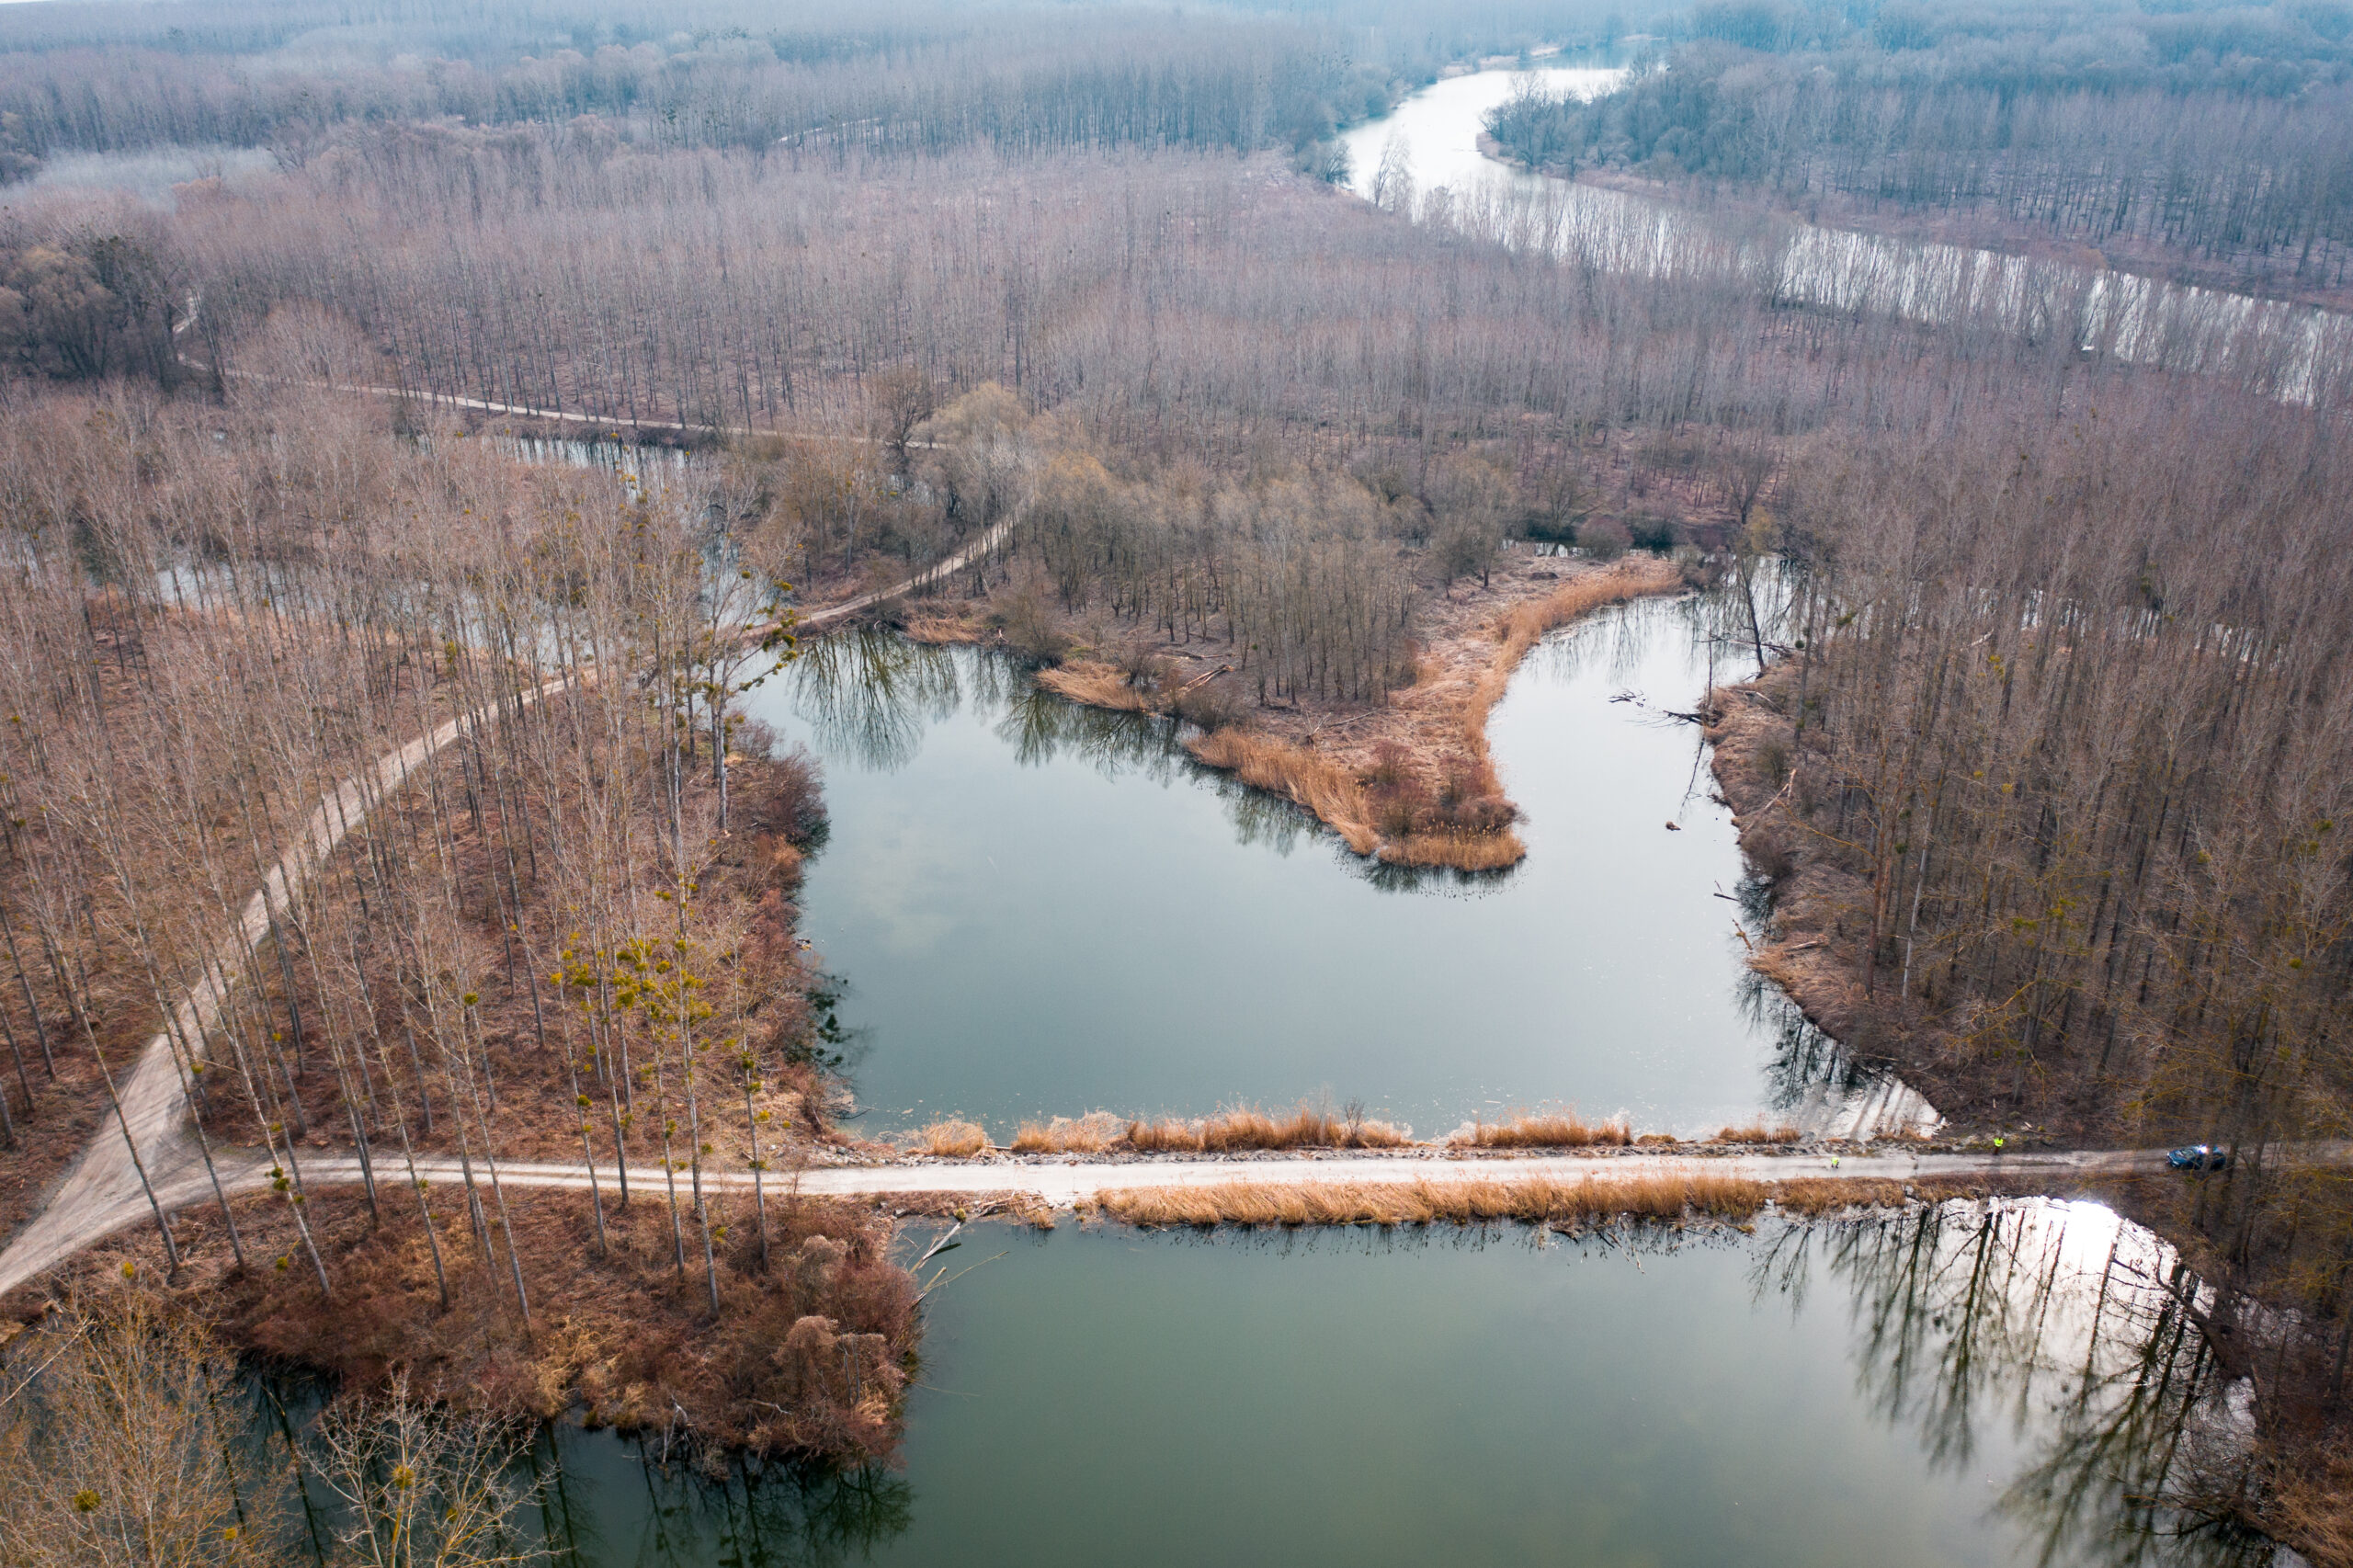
1340, 61, 2353, 407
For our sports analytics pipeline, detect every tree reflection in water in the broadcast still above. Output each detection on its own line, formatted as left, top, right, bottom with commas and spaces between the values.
1757, 1199, 2278, 1567
785, 631, 969, 772
532, 1429, 913, 1568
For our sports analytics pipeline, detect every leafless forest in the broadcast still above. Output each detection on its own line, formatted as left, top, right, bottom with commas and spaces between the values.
1489, 1, 2353, 303
0, 0, 2349, 1559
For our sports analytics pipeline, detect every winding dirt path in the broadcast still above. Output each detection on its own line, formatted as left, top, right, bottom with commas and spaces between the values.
0, 528, 1007, 1301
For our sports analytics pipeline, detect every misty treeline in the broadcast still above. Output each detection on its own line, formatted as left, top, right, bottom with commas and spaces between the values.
0, 0, 1651, 180
1490, 0, 2353, 297
144, 120, 2353, 727
0, 376, 916, 1453
1744, 379, 2353, 1408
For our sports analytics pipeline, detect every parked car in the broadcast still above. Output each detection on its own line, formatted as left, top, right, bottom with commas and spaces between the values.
2167, 1144, 2231, 1172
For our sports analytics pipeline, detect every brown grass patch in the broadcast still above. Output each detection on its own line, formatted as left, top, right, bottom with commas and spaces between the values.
1771, 1177, 1911, 1214
1036, 660, 1158, 713
1008, 1113, 1122, 1154
1768, 1175, 2007, 1215
1715, 1123, 1802, 1144
1382, 826, 1528, 869
899, 607, 982, 644
1097, 1170, 1767, 1227
112, 1187, 918, 1466
1178, 562, 1680, 875
915, 1119, 988, 1157
1451, 1112, 1633, 1149
1185, 729, 1381, 856
1122, 1118, 1204, 1153
1122, 1107, 1408, 1152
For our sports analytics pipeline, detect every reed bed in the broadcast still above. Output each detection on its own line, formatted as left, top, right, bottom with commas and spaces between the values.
1714, 1123, 1802, 1144
1008, 1113, 1124, 1154
1036, 660, 1158, 714
1384, 826, 1528, 870
1450, 1113, 1633, 1149
1124, 1105, 1411, 1153
1095, 1170, 1769, 1228
1185, 730, 1381, 855
915, 1119, 988, 1157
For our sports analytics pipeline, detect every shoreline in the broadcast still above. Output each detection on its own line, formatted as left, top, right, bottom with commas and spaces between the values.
900, 551, 1689, 872
1472, 136, 2353, 320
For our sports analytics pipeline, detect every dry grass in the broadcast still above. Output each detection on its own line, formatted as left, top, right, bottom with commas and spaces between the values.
1451, 1112, 1633, 1149
1122, 1105, 1410, 1153
1036, 660, 1158, 713
115, 1186, 920, 1466
1089, 1170, 2025, 1229
1771, 1176, 1910, 1214
899, 607, 983, 644
1185, 729, 1381, 855
1770, 1174, 2001, 1215
1715, 1123, 1802, 1144
1095, 1170, 1768, 1227
915, 1119, 989, 1157
2271, 1445, 2353, 1568
1383, 826, 1528, 869
1125, 1118, 1206, 1153
1008, 1113, 1123, 1154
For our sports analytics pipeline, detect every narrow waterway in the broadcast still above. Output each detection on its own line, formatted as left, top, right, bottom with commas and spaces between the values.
1341, 61, 2353, 404
745, 585, 1859, 1141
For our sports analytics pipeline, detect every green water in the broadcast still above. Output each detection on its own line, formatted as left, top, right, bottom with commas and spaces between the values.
747, 592, 1843, 1141
526, 1202, 2268, 1568
234, 588, 2270, 1566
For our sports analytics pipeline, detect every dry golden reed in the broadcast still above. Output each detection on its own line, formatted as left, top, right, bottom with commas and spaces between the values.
1094, 1170, 1768, 1228
1185, 730, 1381, 855
1442, 557, 1686, 857
1385, 826, 1528, 870
1008, 1114, 1122, 1154
1178, 562, 1682, 874
1451, 1113, 1633, 1149
1470, 558, 1686, 732
1714, 1123, 1802, 1144
1124, 1105, 1409, 1153
1036, 661, 1158, 713
916, 1119, 988, 1157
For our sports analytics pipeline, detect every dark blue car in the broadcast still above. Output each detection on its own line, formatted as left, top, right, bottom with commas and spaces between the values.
2167, 1144, 2230, 1172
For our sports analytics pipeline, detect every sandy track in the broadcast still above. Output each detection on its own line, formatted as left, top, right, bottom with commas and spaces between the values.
0, 528, 1007, 1301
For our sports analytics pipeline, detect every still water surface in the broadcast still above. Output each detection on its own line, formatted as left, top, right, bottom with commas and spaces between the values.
747, 591, 1813, 1140
517, 1201, 2266, 1568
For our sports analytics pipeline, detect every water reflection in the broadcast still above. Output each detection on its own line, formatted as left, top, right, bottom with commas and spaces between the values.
747, 581, 1882, 1138
362, 1200, 2282, 1567
1760, 1201, 2275, 1567
534, 1431, 913, 1568
790, 634, 971, 772
789, 631, 1328, 860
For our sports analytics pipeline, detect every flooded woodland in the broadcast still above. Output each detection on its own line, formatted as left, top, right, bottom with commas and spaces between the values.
1, 2, 2350, 1565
